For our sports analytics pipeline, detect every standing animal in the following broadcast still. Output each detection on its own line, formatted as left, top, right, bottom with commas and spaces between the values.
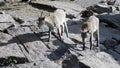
80, 10, 99, 50
38, 9, 69, 42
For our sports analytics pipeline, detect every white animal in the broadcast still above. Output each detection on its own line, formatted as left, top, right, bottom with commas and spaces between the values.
38, 9, 69, 42
80, 10, 99, 50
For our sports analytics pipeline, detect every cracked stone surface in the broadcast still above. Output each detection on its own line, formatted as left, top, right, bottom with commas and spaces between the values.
0, 0, 120, 68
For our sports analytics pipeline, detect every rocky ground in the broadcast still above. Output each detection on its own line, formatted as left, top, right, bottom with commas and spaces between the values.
0, 0, 120, 68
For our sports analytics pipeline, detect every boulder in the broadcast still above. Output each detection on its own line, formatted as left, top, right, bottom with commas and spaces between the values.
87, 4, 113, 14
107, 0, 116, 5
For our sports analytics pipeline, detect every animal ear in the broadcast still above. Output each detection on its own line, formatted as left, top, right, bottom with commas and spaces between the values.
38, 17, 45, 21
81, 10, 88, 17
81, 10, 93, 18
81, 24, 88, 30
86, 10, 93, 17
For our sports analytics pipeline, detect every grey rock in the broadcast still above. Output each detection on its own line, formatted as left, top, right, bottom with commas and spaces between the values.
0, 33, 25, 57
116, 6, 120, 11
87, 4, 113, 14
62, 54, 90, 68
97, 14, 120, 28
16, 59, 61, 68
32, 1, 84, 17
0, 14, 16, 30
99, 44, 107, 51
114, 0, 120, 6
106, 49, 120, 62
115, 45, 120, 53
51, 0, 74, 1
80, 52, 120, 68
103, 39, 118, 49
0, 0, 5, 6
21, 0, 31, 3
0, 0, 120, 68
4, 0, 14, 3
74, 0, 103, 8
107, 0, 116, 5
99, 22, 120, 46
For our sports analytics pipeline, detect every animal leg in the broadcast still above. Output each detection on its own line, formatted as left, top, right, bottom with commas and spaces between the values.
61, 24, 64, 36
48, 28, 52, 42
82, 37, 85, 50
57, 25, 62, 39
64, 22, 69, 37
96, 29, 99, 47
90, 33, 93, 50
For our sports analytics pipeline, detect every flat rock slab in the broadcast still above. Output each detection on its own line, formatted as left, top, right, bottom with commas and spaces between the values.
0, 14, 15, 30
7, 27, 49, 61
0, 32, 25, 57
106, 49, 120, 64
0, 43, 25, 57
32, 1, 84, 15
74, 0, 103, 8
99, 23, 120, 43
80, 52, 120, 68
15, 59, 61, 68
0, 14, 15, 22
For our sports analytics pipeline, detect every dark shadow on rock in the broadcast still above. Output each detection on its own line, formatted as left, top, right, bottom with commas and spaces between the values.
62, 54, 91, 68
0, 32, 49, 47
67, 20, 81, 34
78, 61, 91, 68
47, 46, 70, 60
0, 31, 50, 53
0, 56, 29, 67
70, 38, 83, 44
47, 38, 72, 60
46, 30, 84, 60
66, 14, 76, 19
21, 0, 31, 3
97, 14, 120, 28
100, 38, 120, 64
36, 31, 50, 42
29, 3, 57, 12
87, 4, 112, 14
0, 2, 5, 6
47, 37, 83, 60
95, 13, 120, 64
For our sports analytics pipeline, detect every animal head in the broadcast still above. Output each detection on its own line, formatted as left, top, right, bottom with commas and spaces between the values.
80, 23, 89, 38
80, 23, 89, 32
80, 10, 93, 18
38, 17, 45, 22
